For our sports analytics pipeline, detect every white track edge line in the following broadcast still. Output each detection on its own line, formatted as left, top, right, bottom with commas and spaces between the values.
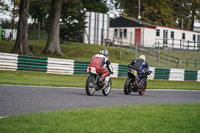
0, 84, 200, 91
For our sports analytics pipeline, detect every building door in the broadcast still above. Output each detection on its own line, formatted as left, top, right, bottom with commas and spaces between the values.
163, 30, 168, 44
135, 29, 141, 46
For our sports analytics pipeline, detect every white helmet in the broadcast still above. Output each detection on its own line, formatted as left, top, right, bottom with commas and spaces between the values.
139, 55, 146, 61
99, 49, 109, 57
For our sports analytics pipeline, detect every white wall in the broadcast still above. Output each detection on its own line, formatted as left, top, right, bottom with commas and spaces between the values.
143, 27, 156, 47
109, 27, 156, 48
109, 27, 136, 47
84, 12, 109, 45
2, 29, 17, 40
155, 26, 200, 50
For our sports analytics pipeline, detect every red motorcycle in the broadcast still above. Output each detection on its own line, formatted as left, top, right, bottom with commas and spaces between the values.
124, 68, 152, 95
86, 67, 112, 96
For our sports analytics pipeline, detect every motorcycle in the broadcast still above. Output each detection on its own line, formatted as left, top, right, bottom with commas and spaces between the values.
124, 68, 152, 95
86, 67, 112, 96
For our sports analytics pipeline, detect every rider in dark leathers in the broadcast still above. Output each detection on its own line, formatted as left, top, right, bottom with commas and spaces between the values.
128, 55, 150, 88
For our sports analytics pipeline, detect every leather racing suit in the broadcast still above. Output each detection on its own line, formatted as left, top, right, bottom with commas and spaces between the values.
88, 54, 113, 84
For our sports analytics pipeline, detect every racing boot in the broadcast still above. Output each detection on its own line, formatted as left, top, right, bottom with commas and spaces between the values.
100, 77, 105, 86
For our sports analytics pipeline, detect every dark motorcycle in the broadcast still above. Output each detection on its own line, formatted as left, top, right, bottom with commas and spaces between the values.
86, 67, 112, 96
124, 68, 152, 95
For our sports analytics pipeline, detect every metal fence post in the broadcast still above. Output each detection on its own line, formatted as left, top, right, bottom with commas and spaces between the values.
152, 43, 155, 67
120, 38, 122, 59
168, 46, 170, 68
130, 32, 132, 48
195, 60, 197, 70
158, 41, 160, 67
135, 44, 138, 59
176, 58, 179, 68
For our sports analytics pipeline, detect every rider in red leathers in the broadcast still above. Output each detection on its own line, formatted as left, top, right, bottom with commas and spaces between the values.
88, 49, 113, 85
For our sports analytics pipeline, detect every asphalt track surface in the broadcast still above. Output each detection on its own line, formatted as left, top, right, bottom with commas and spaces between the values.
0, 84, 200, 117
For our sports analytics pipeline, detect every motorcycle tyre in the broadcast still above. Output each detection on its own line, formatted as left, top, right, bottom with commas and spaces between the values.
102, 79, 112, 96
139, 81, 147, 95
86, 74, 96, 96
124, 78, 134, 95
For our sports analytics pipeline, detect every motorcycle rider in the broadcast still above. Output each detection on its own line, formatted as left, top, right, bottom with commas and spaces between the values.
88, 49, 113, 85
128, 55, 150, 88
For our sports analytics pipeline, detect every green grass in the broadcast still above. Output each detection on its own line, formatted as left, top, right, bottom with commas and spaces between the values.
0, 40, 135, 65
1, 40, 199, 69
1, 70, 200, 90
0, 103, 199, 133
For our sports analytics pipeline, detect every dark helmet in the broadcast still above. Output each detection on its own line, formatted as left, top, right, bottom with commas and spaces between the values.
99, 49, 109, 57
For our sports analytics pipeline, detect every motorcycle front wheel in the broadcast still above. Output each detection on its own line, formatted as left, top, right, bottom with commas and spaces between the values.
124, 78, 134, 95
85, 74, 96, 96
102, 79, 112, 96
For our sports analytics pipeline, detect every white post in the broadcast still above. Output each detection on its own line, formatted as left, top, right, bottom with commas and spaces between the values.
138, 0, 141, 19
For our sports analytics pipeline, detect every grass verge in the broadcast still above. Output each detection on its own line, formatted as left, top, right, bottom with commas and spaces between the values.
1, 40, 199, 70
0, 70, 200, 90
0, 103, 199, 133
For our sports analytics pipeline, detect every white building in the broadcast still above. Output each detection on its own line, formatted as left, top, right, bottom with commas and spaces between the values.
109, 17, 200, 50
1, 29, 17, 40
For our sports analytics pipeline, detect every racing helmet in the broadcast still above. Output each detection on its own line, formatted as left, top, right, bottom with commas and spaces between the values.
99, 49, 109, 57
139, 55, 146, 61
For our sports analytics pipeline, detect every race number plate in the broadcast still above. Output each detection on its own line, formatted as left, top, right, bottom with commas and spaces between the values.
134, 70, 137, 75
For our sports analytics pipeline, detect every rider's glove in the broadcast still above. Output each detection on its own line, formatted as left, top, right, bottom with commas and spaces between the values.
145, 69, 152, 75
128, 64, 132, 68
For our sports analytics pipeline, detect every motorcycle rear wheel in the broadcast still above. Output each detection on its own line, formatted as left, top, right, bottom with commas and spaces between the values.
124, 78, 134, 95
102, 79, 112, 96
139, 81, 147, 95
86, 74, 96, 96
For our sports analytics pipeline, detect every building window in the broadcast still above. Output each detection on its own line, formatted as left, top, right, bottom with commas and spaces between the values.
156, 29, 160, 36
193, 35, 196, 42
114, 29, 118, 38
123, 29, 127, 38
114, 28, 127, 38
182, 33, 185, 40
171, 31, 174, 39
119, 29, 123, 38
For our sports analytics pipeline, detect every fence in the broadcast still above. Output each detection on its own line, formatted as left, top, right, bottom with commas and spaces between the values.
0, 52, 200, 82
151, 39, 200, 70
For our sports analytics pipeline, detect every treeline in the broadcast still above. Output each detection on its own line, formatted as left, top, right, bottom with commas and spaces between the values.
0, 0, 109, 55
116, 0, 200, 30
0, 0, 200, 55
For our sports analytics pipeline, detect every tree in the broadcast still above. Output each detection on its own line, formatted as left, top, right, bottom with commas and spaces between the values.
117, 0, 200, 30
82, 0, 109, 13
117, 0, 176, 27
142, 0, 177, 27
60, 0, 86, 43
188, 0, 200, 30
11, 0, 31, 55
29, 0, 50, 40
10, 0, 20, 39
43, 0, 63, 55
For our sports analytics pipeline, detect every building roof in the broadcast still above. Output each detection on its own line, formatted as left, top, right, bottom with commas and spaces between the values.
110, 16, 200, 33
110, 16, 155, 28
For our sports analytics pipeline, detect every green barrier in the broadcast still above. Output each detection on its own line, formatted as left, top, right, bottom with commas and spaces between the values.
154, 68, 170, 79
17, 55, 48, 72
74, 61, 90, 75
118, 64, 128, 77
184, 70, 197, 80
